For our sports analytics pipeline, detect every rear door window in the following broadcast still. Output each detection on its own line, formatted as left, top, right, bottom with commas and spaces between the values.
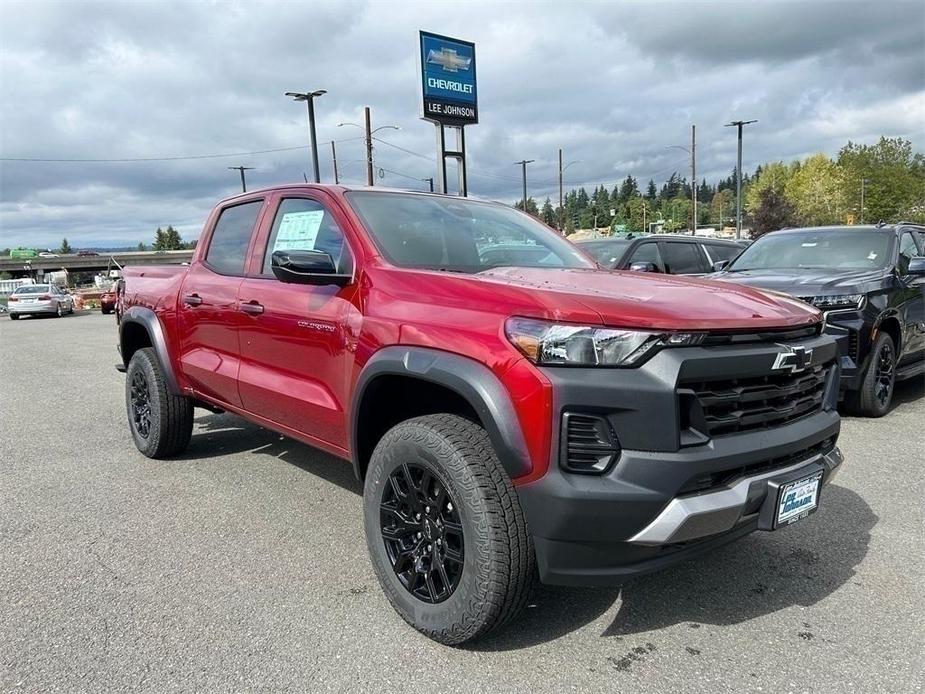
660, 241, 709, 274
205, 200, 264, 276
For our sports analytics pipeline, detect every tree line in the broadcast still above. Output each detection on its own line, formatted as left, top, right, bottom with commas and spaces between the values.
516, 137, 924, 237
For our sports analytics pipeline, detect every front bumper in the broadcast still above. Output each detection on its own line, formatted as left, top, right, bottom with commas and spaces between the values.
516, 333, 843, 586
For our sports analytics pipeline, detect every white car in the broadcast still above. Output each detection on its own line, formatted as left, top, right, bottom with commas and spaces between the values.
7, 284, 75, 319
38, 252, 59, 258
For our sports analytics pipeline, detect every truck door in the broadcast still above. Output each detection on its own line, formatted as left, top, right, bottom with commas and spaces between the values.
897, 230, 925, 360
235, 194, 360, 452
177, 198, 265, 408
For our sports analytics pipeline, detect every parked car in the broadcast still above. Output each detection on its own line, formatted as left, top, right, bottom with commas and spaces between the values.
77, 250, 99, 257
117, 185, 844, 644
575, 234, 743, 274
100, 290, 118, 314
712, 223, 925, 416
7, 283, 75, 319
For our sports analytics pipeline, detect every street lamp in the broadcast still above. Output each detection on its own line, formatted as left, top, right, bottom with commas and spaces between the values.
557, 151, 580, 231
285, 89, 326, 184
338, 109, 400, 186
724, 119, 758, 239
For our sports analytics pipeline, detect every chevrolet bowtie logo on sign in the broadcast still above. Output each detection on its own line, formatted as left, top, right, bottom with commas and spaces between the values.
420, 31, 478, 125
427, 47, 472, 72
771, 345, 814, 373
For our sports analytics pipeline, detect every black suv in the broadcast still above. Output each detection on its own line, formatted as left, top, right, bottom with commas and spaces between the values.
712, 223, 925, 416
575, 234, 745, 275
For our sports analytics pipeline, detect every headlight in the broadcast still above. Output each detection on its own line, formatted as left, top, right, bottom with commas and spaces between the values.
505, 317, 704, 367
805, 294, 864, 311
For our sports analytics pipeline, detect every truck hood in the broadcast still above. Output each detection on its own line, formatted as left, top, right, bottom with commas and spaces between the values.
477, 267, 821, 330
711, 268, 887, 297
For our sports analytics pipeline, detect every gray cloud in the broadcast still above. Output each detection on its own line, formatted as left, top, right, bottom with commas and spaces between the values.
1, 0, 922, 248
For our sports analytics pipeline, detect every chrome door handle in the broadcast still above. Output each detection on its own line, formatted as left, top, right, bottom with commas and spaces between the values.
239, 301, 264, 315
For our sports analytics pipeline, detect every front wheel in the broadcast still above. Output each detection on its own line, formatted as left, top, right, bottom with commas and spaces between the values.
9, 313, 19, 320
847, 332, 896, 417
125, 347, 194, 457
363, 414, 536, 645
56, 303, 63, 317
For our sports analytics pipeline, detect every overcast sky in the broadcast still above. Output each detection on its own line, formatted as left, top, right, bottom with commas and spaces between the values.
1, 0, 923, 248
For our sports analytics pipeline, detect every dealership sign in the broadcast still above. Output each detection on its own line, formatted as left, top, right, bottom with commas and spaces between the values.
420, 31, 478, 125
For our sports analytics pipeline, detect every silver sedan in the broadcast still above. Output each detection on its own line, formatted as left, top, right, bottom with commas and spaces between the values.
7, 284, 75, 319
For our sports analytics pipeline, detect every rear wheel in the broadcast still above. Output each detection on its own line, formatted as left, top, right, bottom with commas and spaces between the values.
847, 332, 895, 417
125, 347, 193, 457
9, 313, 19, 320
363, 414, 535, 645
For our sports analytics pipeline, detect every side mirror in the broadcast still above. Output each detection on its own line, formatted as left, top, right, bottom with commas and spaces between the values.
713, 259, 730, 272
271, 250, 351, 286
629, 261, 658, 273
907, 257, 925, 276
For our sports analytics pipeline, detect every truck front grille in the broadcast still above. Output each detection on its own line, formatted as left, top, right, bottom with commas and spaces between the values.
680, 364, 829, 437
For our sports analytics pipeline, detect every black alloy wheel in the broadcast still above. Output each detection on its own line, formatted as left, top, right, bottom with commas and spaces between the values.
130, 370, 152, 439
380, 462, 464, 604
873, 340, 894, 408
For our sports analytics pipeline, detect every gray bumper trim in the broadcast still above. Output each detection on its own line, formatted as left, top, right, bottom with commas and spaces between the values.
627, 447, 844, 546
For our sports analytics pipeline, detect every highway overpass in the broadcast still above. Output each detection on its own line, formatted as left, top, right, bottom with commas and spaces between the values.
0, 250, 194, 277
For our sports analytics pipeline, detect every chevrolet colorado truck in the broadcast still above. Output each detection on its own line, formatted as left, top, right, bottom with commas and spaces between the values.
116, 185, 844, 645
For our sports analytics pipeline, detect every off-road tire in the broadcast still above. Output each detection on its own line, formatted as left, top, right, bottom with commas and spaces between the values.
363, 414, 536, 645
125, 347, 194, 458
846, 332, 895, 417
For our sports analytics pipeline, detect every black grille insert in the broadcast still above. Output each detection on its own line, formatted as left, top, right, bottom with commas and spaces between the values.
560, 412, 620, 474
680, 364, 830, 437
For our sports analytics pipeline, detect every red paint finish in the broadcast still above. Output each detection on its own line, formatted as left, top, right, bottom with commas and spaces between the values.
122, 184, 823, 484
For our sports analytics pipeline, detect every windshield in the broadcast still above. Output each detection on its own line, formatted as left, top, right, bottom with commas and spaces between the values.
729, 230, 893, 271
577, 240, 631, 265
346, 191, 594, 273
14, 285, 50, 294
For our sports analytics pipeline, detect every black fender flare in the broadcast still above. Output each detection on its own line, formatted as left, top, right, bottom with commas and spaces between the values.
119, 306, 181, 395
351, 346, 533, 481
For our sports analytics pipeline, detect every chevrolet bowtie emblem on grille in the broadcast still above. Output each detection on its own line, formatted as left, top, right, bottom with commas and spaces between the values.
427, 47, 472, 72
771, 344, 814, 373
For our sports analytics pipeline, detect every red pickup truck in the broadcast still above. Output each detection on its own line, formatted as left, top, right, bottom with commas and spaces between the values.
117, 185, 844, 644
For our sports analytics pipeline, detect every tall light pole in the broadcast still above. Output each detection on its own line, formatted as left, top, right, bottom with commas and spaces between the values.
558, 149, 580, 231
515, 159, 535, 214
285, 90, 326, 184
666, 126, 697, 234
227, 165, 254, 193
338, 110, 399, 187
330, 141, 339, 184
725, 119, 757, 239
860, 178, 868, 223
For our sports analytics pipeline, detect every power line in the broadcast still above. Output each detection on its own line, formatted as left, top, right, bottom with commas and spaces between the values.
1, 137, 366, 163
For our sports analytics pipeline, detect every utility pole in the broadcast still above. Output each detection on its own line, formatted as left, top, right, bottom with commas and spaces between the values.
558, 148, 564, 230
228, 166, 254, 193
515, 159, 535, 214
860, 178, 868, 223
691, 125, 697, 235
330, 141, 339, 184
724, 119, 757, 239
285, 90, 326, 183
364, 106, 374, 186
422, 177, 434, 192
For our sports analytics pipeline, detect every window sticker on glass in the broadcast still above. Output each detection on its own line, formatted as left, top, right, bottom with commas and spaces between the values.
273, 210, 325, 251
867, 252, 877, 261
801, 242, 817, 247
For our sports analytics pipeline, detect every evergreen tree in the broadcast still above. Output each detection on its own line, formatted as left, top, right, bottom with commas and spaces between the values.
645, 179, 657, 201
59, 238, 72, 254
153, 227, 166, 250
164, 225, 183, 250
137, 242, 147, 251
540, 197, 556, 226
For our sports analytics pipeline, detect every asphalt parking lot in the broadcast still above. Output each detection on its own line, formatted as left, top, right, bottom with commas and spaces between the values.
1, 311, 923, 693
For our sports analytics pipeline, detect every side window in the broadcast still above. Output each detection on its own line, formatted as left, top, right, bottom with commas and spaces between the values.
898, 232, 919, 273
627, 242, 663, 271
205, 200, 263, 276
661, 242, 708, 274
262, 198, 354, 275
704, 243, 740, 263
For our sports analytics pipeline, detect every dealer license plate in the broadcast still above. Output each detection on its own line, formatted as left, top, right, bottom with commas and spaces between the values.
776, 472, 822, 526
